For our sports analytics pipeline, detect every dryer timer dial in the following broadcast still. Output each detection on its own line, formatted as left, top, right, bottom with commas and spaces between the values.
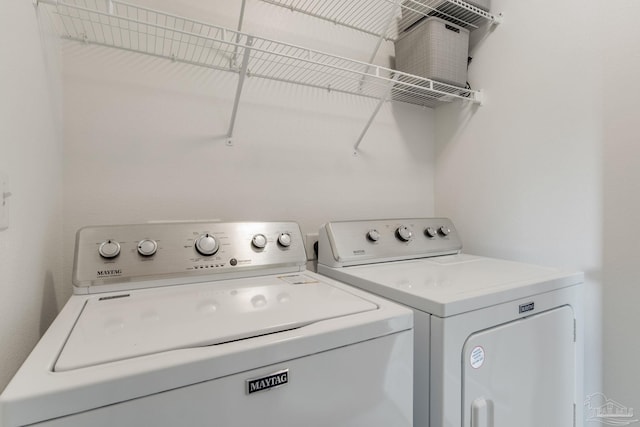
396, 226, 413, 242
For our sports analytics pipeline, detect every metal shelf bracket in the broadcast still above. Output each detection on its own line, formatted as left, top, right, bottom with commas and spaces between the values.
227, 36, 253, 146
366, 0, 402, 66
354, 74, 399, 155
493, 12, 504, 25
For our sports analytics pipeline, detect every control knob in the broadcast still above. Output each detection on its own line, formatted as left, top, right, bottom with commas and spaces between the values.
438, 226, 451, 237
366, 229, 381, 242
252, 234, 267, 249
277, 232, 292, 247
396, 226, 413, 242
424, 227, 437, 238
195, 233, 219, 256
137, 239, 158, 256
98, 240, 121, 259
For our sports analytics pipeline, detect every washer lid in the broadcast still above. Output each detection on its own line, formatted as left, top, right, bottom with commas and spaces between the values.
323, 254, 583, 317
54, 274, 377, 371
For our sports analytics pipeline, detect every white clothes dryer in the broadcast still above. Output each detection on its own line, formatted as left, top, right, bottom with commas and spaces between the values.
317, 218, 584, 427
0, 221, 413, 427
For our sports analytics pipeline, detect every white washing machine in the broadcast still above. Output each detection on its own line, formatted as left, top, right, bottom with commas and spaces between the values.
0, 221, 414, 427
317, 218, 584, 427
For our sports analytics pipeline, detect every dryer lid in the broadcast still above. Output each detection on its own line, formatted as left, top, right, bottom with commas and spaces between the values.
326, 254, 583, 317
54, 274, 377, 371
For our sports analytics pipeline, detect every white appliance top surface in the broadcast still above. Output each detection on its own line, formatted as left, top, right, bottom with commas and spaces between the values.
55, 273, 377, 371
0, 221, 414, 427
323, 254, 583, 317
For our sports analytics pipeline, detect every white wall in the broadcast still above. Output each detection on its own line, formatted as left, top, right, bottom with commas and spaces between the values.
434, 0, 603, 420
0, 3, 63, 391
60, 0, 436, 303
602, 0, 640, 415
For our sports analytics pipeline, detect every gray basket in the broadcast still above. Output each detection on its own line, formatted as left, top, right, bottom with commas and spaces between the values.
394, 17, 469, 87
399, 0, 491, 33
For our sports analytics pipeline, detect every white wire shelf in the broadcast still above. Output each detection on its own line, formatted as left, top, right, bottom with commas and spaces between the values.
37, 0, 482, 150
261, 0, 502, 41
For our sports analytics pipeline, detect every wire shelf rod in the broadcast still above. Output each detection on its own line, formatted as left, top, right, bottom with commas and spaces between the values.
261, 0, 501, 40
46, 0, 481, 105
60, 34, 239, 75
261, 0, 385, 38
399, 0, 482, 31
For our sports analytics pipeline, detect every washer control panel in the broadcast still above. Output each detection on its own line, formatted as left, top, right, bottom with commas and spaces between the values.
318, 218, 462, 267
74, 221, 306, 290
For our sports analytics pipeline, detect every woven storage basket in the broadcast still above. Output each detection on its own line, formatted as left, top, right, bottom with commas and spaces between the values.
394, 17, 469, 87
399, 0, 491, 33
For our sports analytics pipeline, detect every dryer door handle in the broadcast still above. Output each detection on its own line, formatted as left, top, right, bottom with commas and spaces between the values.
471, 397, 494, 427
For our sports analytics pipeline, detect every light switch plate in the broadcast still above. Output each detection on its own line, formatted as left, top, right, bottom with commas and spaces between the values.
0, 173, 9, 231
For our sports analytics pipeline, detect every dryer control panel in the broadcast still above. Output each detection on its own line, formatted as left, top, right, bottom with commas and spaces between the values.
73, 221, 306, 292
318, 218, 462, 267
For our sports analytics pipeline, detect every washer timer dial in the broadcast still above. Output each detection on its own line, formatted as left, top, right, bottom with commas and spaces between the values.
195, 234, 219, 256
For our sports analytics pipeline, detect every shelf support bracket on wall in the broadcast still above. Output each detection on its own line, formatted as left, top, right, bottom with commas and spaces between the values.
227, 36, 253, 146
359, 0, 401, 91
353, 74, 398, 155
232, 0, 248, 67
367, 0, 402, 65
492, 12, 504, 26
237, 0, 247, 32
